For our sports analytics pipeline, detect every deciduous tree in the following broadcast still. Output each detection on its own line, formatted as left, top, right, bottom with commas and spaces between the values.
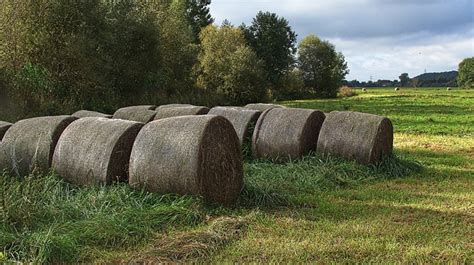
195, 25, 267, 104
298, 35, 348, 98
399, 73, 410, 87
243, 12, 297, 88
457, 57, 474, 88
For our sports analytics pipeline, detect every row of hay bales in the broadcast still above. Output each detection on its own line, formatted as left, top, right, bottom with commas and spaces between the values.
0, 102, 393, 205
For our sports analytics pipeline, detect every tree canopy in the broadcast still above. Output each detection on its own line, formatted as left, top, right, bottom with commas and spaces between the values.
0, 3, 350, 120
399, 73, 410, 87
195, 25, 267, 105
243, 11, 297, 88
457, 57, 474, 89
185, 0, 214, 42
298, 35, 349, 98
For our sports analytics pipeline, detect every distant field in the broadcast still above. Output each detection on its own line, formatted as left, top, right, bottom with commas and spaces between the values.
284, 87, 473, 136
1, 88, 473, 263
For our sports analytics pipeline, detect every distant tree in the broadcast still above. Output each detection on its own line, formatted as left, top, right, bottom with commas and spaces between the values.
185, 0, 214, 42
298, 35, 349, 98
411, 78, 421, 87
195, 25, 267, 104
457, 57, 474, 88
399, 73, 410, 87
243, 11, 297, 88
221, 19, 233, 27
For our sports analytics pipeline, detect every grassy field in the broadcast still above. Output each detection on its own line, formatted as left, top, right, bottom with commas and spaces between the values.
1, 87, 473, 263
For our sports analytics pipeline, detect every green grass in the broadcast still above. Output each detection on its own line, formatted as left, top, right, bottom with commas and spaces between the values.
283, 87, 474, 136
1, 87, 473, 263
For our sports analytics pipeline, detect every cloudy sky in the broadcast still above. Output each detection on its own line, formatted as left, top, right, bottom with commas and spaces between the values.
210, 0, 474, 81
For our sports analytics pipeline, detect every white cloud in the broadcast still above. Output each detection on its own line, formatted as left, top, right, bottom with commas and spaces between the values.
331, 31, 474, 80
210, 0, 474, 81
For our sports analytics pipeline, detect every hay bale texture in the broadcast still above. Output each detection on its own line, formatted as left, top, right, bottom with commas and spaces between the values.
52, 118, 143, 186
129, 115, 243, 205
113, 105, 157, 123
252, 108, 325, 161
316, 111, 393, 165
157, 104, 194, 108
208, 106, 261, 145
72, 110, 112, 119
0, 116, 76, 176
0, 121, 12, 141
154, 106, 209, 120
244, 103, 285, 112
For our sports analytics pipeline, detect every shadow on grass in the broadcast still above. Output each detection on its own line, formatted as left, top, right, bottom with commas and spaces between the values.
270, 202, 472, 263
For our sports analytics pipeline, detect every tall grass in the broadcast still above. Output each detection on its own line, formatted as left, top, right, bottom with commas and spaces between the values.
0, 172, 204, 263
239, 152, 422, 207
0, 152, 421, 263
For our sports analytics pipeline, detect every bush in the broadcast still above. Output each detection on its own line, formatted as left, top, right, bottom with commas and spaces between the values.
338, 86, 357, 97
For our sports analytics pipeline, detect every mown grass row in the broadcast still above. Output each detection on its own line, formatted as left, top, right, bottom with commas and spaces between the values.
0, 152, 421, 263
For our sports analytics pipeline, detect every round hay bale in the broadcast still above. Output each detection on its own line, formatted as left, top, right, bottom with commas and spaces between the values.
157, 104, 195, 109
252, 108, 325, 161
52, 117, 143, 186
446, 87, 451, 91
129, 115, 243, 205
113, 106, 157, 123
154, 106, 209, 120
208, 106, 261, 145
0, 121, 12, 141
394, 87, 400, 91
244, 103, 285, 112
72, 110, 112, 119
316, 111, 393, 165
0, 116, 76, 176
362, 88, 367, 92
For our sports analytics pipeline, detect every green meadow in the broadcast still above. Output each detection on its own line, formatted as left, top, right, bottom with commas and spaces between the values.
1, 88, 473, 263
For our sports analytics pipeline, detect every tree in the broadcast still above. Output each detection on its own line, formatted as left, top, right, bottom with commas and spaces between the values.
195, 25, 267, 104
0, 1, 165, 114
185, 0, 214, 42
399, 73, 410, 87
243, 11, 297, 88
457, 57, 474, 88
298, 35, 349, 98
156, 0, 199, 96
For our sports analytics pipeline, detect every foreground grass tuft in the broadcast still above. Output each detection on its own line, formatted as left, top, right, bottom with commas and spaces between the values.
0, 172, 204, 263
129, 216, 248, 263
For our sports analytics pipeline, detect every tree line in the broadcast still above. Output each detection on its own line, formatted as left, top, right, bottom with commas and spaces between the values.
346, 58, 473, 88
0, 0, 348, 120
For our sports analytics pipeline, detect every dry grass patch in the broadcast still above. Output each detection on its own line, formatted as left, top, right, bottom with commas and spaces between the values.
127, 216, 248, 263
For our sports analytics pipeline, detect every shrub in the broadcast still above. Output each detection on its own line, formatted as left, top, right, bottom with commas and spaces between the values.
338, 86, 357, 97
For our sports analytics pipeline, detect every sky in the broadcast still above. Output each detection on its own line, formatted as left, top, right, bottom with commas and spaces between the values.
210, 0, 474, 81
